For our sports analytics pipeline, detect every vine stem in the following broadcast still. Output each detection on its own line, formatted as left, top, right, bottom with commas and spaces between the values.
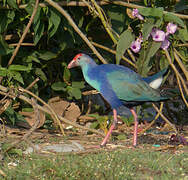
91, 0, 117, 44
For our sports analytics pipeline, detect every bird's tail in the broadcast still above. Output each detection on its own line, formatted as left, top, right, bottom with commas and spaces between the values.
160, 87, 179, 100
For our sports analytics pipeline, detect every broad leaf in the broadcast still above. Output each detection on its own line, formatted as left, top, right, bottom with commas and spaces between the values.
0, 67, 8, 76
138, 7, 164, 18
0, 35, 13, 55
35, 68, 47, 82
48, 8, 61, 38
9, 65, 32, 71
160, 55, 169, 70
63, 67, 71, 83
3, 105, 25, 125
36, 51, 57, 60
178, 28, 188, 43
106, 5, 127, 34
10, 71, 24, 84
137, 41, 161, 76
33, 7, 44, 45
142, 20, 154, 41
68, 87, 82, 99
164, 12, 184, 27
7, 0, 18, 9
51, 82, 66, 91
116, 29, 135, 64
0, 10, 15, 33
72, 81, 85, 89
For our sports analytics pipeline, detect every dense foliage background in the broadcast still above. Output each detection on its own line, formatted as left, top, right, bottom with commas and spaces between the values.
0, 0, 187, 132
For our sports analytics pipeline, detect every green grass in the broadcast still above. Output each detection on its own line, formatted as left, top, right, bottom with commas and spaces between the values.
1, 148, 188, 180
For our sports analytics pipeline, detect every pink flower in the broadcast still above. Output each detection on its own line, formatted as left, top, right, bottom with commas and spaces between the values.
130, 39, 141, 53
132, 9, 144, 20
151, 28, 166, 42
166, 23, 177, 36
161, 38, 170, 50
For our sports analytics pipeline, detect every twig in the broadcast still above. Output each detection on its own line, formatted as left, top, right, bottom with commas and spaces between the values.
91, 0, 117, 44
176, 75, 188, 108
176, 43, 188, 47
165, 50, 188, 96
174, 48, 188, 81
82, 0, 99, 16
18, 87, 65, 136
45, 0, 107, 64
91, 41, 137, 68
152, 103, 177, 134
140, 102, 164, 134
26, 77, 40, 90
0, 85, 104, 137
9, 43, 35, 47
7, 0, 39, 66
4, 98, 41, 152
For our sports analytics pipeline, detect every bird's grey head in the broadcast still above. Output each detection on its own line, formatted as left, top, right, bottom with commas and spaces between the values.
67, 53, 95, 69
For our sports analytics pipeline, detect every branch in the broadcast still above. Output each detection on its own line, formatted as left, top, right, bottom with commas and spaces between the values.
7, 0, 39, 66
104, 0, 188, 20
152, 103, 177, 134
0, 85, 105, 137
45, 0, 108, 64
91, 41, 137, 68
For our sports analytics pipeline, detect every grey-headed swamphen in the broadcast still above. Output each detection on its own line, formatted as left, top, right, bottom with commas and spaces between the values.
68, 53, 169, 147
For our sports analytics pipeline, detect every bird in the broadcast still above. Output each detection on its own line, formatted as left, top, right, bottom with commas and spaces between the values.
67, 53, 169, 147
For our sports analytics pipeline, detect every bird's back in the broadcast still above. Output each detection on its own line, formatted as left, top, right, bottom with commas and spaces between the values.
86, 64, 168, 108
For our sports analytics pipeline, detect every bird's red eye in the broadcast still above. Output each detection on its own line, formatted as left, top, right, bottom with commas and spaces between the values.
73, 53, 83, 61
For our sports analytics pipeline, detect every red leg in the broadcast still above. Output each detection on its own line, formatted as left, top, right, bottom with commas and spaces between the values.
100, 109, 118, 147
130, 108, 138, 147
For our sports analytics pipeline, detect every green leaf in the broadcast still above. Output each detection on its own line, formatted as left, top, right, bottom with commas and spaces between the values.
164, 12, 184, 27
68, 87, 82, 99
3, 105, 24, 125
25, 0, 36, 15
33, 20, 44, 45
63, 67, 71, 83
36, 51, 57, 60
35, 68, 47, 82
160, 55, 169, 70
8, 65, 32, 71
0, 10, 15, 33
178, 28, 188, 42
106, 5, 127, 34
0, 35, 13, 55
138, 7, 164, 18
51, 82, 66, 91
116, 29, 135, 64
137, 41, 161, 76
48, 8, 61, 38
117, 134, 127, 140
7, 0, 18, 9
0, 67, 8, 76
142, 20, 155, 41
72, 81, 85, 89
8, 148, 23, 156
90, 121, 99, 129
33, 7, 44, 45
11, 71, 24, 84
